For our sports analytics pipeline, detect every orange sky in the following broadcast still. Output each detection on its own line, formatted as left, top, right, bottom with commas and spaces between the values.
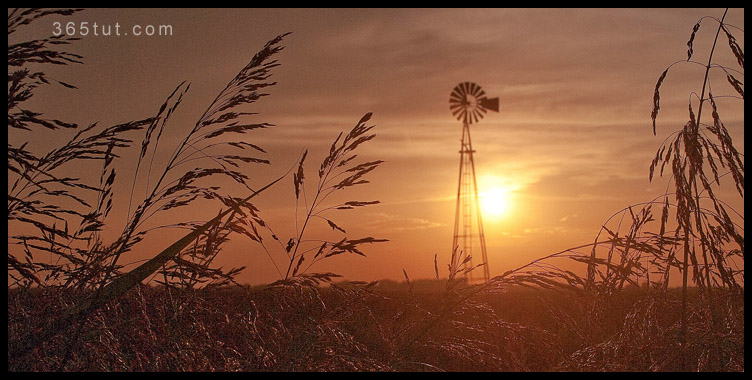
9, 8, 745, 286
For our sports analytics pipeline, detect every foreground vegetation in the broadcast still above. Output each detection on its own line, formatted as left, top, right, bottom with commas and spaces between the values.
8, 282, 743, 371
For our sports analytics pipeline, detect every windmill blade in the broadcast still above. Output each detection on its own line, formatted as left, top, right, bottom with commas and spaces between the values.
450, 87, 465, 102
468, 82, 478, 96
474, 109, 485, 123
450, 103, 463, 112
450, 82, 499, 123
456, 108, 466, 121
462, 81, 472, 96
450, 106, 464, 118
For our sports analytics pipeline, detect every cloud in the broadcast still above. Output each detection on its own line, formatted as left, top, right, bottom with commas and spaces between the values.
362, 212, 447, 233
523, 226, 566, 235
559, 214, 579, 223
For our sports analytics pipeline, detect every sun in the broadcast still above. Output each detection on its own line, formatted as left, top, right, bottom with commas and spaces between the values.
480, 187, 512, 218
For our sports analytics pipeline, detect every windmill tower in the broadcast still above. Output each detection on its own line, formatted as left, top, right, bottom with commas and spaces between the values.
449, 82, 499, 283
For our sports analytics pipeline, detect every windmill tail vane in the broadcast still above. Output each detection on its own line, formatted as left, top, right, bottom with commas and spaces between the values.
479, 97, 499, 113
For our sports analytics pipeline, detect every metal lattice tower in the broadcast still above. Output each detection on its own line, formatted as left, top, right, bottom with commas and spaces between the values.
449, 82, 499, 283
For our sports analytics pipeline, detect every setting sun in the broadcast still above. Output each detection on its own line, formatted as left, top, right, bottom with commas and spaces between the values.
481, 187, 512, 217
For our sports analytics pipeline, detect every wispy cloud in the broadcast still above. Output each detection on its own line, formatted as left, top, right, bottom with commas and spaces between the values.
362, 212, 447, 233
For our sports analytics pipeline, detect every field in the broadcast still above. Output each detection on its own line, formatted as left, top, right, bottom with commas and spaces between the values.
8, 282, 744, 371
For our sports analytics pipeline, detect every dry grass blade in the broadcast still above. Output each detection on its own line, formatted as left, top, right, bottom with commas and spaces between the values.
651, 68, 669, 135
8, 8, 83, 35
95, 33, 291, 290
282, 113, 386, 280
687, 20, 702, 61
721, 24, 744, 69
293, 150, 307, 199
725, 73, 744, 99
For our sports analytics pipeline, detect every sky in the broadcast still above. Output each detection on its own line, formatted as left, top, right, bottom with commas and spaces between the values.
9, 8, 745, 286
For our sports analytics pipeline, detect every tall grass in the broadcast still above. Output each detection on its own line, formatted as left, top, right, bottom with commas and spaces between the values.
8, 9, 285, 291
645, 8, 744, 369
8, 7, 386, 363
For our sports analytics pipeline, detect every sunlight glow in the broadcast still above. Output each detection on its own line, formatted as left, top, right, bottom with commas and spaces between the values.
481, 187, 512, 218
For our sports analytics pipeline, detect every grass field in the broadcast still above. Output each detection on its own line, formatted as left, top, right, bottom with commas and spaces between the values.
8, 282, 744, 371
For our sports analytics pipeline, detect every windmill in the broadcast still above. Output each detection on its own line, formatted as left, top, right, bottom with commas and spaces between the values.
449, 82, 499, 283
